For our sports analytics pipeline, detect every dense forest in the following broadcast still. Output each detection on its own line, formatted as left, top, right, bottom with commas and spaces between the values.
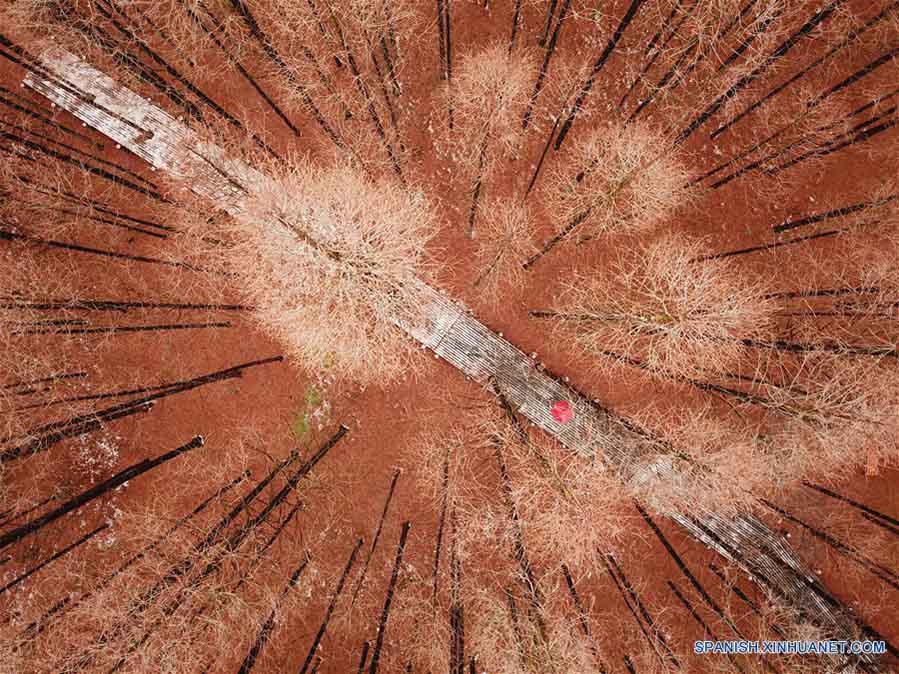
0, 0, 897, 672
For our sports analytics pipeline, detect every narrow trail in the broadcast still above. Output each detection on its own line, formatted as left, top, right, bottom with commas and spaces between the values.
23, 47, 882, 672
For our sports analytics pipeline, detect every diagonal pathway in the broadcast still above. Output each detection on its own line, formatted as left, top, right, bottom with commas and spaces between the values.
22, 46, 881, 670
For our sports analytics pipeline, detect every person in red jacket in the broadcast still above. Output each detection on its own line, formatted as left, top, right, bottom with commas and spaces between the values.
550, 400, 573, 423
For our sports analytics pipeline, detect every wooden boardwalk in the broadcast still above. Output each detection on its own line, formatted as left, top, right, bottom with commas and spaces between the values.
23, 47, 880, 670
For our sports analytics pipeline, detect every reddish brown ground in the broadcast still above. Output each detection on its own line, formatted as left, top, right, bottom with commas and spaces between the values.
1, 0, 898, 672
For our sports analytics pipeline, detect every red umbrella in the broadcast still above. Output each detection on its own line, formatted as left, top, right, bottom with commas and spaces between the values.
550, 400, 573, 423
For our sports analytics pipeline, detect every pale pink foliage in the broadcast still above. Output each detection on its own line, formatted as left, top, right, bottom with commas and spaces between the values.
544, 123, 690, 242
175, 159, 437, 385
439, 43, 537, 176
546, 234, 775, 378
472, 200, 537, 303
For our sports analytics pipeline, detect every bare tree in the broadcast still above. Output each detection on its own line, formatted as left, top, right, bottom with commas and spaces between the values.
438, 43, 536, 236
626, 350, 899, 507
378, 564, 451, 673
465, 587, 596, 674
752, 354, 899, 484
471, 200, 536, 306
528, 123, 691, 267
173, 157, 438, 385
493, 421, 633, 572
4, 4, 899, 673
533, 235, 775, 378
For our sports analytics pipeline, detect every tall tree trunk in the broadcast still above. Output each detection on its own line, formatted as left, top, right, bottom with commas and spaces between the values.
0, 436, 203, 552
436, 0, 447, 80
553, 0, 647, 150
862, 512, 899, 539
379, 5, 401, 98
765, 286, 881, 301
196, 496, 308, 673
351, 468, 401, 606
676, 1, 844, 146
0, 117, 156, 186
236, 553, 312, 674
363, 31, 400, 132
522, 0, 572, 130
759, 499, 899, 591
668, 580, 747, 674
702, 83, 899, 188
711, 1, 899, 138
0, 356, 282, 464
767, 110, 898, 175
509, 0, 523, 53
324, 2, 406, 184
0, 299, 249, 313
432, 450, 450, 603
356, 641, 371, 674
635, 502, 780, 674
607, 553, 681, 665
1, 371, 87, 392
228, 0, 350, 144
442, 0, 454, 128
297, 538, 364, 674
738, 337, 898, 358
0, 197, 166, 239
524, 113, 560, 198
505, 589, 529, 667
562, 563, 608, 672
623, 654, 637, 674
537, 0, 559, 47
120, 450, 302, 623
0, 400, 154, 465
368, 521, 412, 674
107, 427, 347, 673
0, 492, 62, 527
10, 174, 174, 231
619, 0, 692, 111
0, 130, 167, 202
449, 511, 465, 674
713, 101, 898, 187
627, 42, 697, 123
803, 482, 899, 529
179, 0, 301, 136
691, 225, 851, 262
495, 445, 548, 642
77, 1, 208, 119
467, 136, 489, 237
771, 194, 899, 234
0, 228, 204, 272
36, 452, 301, 674
19, 471, 248, 641
0, 523, 108, 595
16, 321, 232, 336
91, 1, 282, 161
0, 86, 100, 146
708, 563, 788, 639
522, 207, 592, 269
714, 4, 784, 76
602, 553, 676, 669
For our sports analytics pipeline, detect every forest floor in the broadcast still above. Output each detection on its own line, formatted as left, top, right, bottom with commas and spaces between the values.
1, 0, 898, 672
